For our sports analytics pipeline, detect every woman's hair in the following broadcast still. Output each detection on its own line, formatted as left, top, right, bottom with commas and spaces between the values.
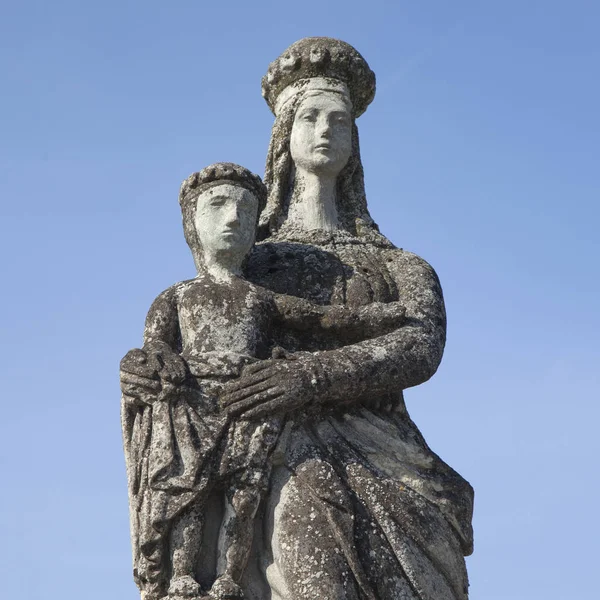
258, 91, 378, 240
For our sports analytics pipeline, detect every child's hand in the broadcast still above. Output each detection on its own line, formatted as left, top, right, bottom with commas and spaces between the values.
120, 348, 161, 405
145, 342, 187, 385
120, 344, 187, 405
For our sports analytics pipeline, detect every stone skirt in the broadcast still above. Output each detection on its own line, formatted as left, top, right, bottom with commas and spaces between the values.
242, 402, 474, 600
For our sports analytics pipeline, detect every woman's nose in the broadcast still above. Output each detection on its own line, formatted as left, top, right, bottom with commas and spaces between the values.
317, 118, 331, 138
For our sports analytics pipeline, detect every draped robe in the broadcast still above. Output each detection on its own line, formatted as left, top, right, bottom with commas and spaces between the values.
121, 230, 473, 600
239, 231, 474, 600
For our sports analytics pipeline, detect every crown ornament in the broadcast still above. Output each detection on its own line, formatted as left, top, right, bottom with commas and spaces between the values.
179, 162, 267, 212
262, 37, 376, 117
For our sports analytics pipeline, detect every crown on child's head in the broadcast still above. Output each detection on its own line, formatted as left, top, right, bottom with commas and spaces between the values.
262, 37, 376, 118
179, 163, 267, 212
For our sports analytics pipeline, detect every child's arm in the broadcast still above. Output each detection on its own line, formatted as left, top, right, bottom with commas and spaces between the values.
143, 287, 182, 353
120, 286, 186, 404
141, 286, 186, 383
273, 294, 406, 342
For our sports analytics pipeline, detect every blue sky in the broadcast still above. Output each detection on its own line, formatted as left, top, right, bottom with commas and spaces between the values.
1, 1, 599, 598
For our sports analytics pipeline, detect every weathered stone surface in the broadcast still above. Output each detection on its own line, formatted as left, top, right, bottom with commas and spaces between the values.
120, 37, 473, 600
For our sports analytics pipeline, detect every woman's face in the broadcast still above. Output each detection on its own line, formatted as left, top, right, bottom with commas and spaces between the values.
290, 91, 352, 177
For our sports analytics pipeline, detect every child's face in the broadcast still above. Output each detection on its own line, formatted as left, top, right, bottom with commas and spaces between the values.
194, 183, 258, 262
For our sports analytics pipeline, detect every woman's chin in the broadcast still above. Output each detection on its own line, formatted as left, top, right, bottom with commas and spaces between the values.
307, 158, 347, 176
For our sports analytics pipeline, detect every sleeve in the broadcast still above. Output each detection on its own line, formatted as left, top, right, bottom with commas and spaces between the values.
272, 294, 405, 342
314, 250, 446, 402
272, 294, 330, 330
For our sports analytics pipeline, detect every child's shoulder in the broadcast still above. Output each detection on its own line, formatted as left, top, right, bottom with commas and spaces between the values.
149, 278, 199, 307
151, 275, 275, 311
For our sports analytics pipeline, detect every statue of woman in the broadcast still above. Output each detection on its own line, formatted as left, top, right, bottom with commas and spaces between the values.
120, 163, 408, 600
120, 36, 473, 600
219, 37, 474, 600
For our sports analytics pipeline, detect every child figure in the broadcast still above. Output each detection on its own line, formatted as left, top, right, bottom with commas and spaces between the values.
120, 163, 405, 600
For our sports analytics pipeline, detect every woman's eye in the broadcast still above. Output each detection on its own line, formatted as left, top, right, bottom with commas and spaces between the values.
301, 113, 316, 122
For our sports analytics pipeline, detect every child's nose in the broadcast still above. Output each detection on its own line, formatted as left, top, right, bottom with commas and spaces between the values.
225, 206, 240, 226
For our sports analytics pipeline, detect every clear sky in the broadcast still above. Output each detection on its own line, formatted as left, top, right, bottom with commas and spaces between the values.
1, 1, 599, 598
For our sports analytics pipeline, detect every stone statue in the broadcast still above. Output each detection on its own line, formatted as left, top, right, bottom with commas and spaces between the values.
120, 37, 474, 600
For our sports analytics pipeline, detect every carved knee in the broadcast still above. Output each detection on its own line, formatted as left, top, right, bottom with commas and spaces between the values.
295, 459, 352, 511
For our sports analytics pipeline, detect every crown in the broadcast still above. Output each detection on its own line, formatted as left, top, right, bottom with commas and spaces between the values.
262, 37, 376, 117
179, 163, 267, 211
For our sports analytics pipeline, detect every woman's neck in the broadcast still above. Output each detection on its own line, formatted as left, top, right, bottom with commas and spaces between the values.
286, 168, 340, 232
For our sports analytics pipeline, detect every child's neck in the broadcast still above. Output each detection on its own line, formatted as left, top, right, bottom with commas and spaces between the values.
200, 253, 243, 283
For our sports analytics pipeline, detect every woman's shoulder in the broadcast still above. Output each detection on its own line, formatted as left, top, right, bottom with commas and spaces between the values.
384, 247, 434, 268
378, 247, 442, 291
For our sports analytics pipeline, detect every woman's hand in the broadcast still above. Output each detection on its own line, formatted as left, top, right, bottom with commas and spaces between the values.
220, 353, 323, 419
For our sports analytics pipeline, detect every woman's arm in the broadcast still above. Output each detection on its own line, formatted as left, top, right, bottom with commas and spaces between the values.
315, 250, 446, 401
272, 294, 406, 343
221, 250, 445, 417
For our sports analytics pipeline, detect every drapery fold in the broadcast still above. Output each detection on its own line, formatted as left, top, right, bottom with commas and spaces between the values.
259, 402, 473, 600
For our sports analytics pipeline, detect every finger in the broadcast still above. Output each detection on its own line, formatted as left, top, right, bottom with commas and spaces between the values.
159, 360, 178, 382
120, 371, 160, 386
120, 361, 157, 378
240, 394, 298, 419
221, 379, 279, 408
120, 372, 161, 391
146, 353, 164, 374
243, 360, 276, 376
240, 402, 279, 420
121, 384, 153, 400
122, 348, 148, 364
224, 388, 283, 417
152, 350, 186, 383
221, 368, 278, 395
